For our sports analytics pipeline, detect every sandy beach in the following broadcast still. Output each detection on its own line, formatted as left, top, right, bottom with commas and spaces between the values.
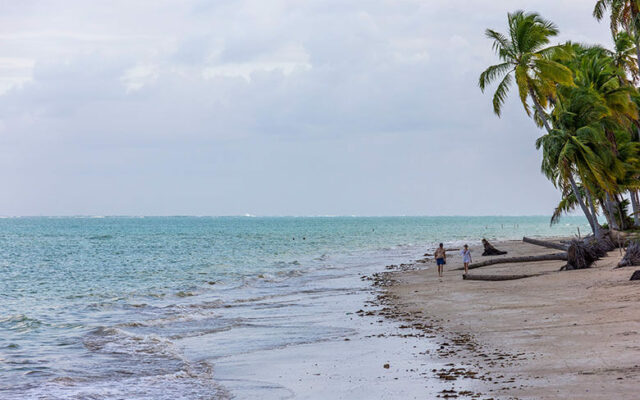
375, 239, 640, 399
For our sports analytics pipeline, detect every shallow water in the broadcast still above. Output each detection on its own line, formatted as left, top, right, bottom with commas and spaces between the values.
0, 216, 589, 399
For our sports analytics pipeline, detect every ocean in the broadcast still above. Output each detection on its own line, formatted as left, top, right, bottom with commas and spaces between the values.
0, 216, 589, 399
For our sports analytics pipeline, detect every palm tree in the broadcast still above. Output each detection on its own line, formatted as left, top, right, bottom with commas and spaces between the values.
594, 1, 640, 228
594, 0, 640, 60
537, 123, 613, 236
594, 1, 640, 31
537, 82, 621, 235
537, 126, 608, 236
611, 31, 640, 84
555, 44, 640, 228
479, 11, 574, 132
572, 48, 638, 152
607, 129, 640, 226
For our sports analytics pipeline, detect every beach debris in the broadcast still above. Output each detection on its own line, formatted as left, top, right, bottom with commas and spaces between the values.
584, 234, 616, 256
439, 388, 458, 398
383, 363, 390, 369
630, 271, 640, 281
558, 231, 619, 270
562, 240, 597, 270
523, 236, 569, 251
481, 239, 508, 256
617, 241, 640, 268
561, 237, 613, 270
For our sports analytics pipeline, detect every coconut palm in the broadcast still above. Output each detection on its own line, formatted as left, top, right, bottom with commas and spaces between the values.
611, 31, 640, 83
553, 44, 640, 228
480, 8, 640, 231
537, 81, 622, 235
572, 48, 638, 152
479, 11, 574, 132
594, 0, 640, 35
536, 125, 608, 236
607, 129, 640, 226
594, 1, 640, 84
538, 126, 614, 235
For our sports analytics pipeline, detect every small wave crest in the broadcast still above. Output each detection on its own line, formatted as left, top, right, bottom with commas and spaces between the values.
272, 260, 301, 267
88, 234, 113, 240
252, 268, 304, 283
0, 314, 43, 333
313, 253, 329, 261
83, 327, 180, 360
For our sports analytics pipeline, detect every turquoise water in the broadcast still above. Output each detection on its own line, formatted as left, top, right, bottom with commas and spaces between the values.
0, 216, 589, 399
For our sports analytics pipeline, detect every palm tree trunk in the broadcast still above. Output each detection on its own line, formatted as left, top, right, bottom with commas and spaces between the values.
605, 193, 620, 230
605, 128, 619, 155
635, 36, 640, 73
630, 190, 640, 227
529, 88, 552, 133
568, 175, 596, 233
615, 193, 628, 230
585, 189, 601, 238
634, 32, 640, 74
601, 200, 613, 229
628, 18, 640, 74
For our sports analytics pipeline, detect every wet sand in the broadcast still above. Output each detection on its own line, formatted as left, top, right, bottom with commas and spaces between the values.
378, 240, 640, 399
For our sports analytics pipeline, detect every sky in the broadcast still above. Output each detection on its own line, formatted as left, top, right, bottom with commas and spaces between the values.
0, 0, 614, 216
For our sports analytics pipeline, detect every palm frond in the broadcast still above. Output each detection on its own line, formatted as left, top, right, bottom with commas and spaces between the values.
492, 73, 513, 116
478, 62, 512, 91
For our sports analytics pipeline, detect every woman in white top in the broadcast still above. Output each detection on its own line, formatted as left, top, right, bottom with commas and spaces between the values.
460, 244, 472, 275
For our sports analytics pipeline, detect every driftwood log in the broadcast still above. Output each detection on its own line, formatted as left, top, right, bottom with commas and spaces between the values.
523, 236, 569, 251
617, 241, 640, 268
463, 273, 542, 281
481, 239, 507, 256
456, 253, 568, 271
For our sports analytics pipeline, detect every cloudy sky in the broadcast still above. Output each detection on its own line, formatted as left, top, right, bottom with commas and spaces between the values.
0, 0, 613, 216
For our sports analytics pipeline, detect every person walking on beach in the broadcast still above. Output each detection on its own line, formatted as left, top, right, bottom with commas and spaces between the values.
460, 244, 472, 275
434, 243, 446, 278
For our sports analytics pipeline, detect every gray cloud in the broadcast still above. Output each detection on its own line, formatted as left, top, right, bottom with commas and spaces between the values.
0, 0, 614, 215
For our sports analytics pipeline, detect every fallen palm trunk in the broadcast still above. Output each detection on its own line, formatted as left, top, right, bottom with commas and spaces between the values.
481, 238, 507, 256
462, 273, 542, 281
617, 241, 640, 268
522, 236, 569, 251
457, 253, 568, 271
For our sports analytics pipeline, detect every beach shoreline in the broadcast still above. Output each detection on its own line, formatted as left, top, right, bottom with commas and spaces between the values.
369, 238, 640, 399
